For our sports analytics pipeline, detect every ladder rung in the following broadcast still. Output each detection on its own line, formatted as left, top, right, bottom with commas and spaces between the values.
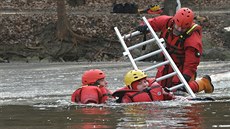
143, 60, 170, 72
128, 38, 156, 50
134, 49, 163, 61
123, 51, 129, 56
155, 71, 177, 82
122, 31, 141, 40
167, 83, 185, 91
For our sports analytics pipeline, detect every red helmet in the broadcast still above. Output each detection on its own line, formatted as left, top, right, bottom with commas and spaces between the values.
173, 8, 194, 29
82, 69, 106, 85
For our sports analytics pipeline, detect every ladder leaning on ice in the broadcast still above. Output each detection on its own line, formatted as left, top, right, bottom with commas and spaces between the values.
114, 16, 196, 98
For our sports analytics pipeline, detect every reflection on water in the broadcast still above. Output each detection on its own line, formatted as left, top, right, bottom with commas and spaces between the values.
69, 106, 116, 129
0, 62, 230, 128
116, 102, 203, 128
1, 101, 230, 129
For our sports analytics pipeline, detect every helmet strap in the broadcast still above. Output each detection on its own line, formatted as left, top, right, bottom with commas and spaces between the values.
91, 81, 100, 87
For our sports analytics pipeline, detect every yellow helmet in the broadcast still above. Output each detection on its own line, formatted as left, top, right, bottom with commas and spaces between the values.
124, 69, 147, 86
150, 5, 160, 11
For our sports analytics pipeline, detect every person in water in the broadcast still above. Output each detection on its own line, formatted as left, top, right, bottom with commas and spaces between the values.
71, 69, 113, 104
112, 69, 175, 103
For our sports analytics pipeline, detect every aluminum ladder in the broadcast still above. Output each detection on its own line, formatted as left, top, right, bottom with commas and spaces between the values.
114, 16, 196, 98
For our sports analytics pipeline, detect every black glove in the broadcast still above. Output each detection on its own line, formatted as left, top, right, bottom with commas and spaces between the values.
164, 87, 170, 92
136, 25, 148, 33
143, 87, 151, 92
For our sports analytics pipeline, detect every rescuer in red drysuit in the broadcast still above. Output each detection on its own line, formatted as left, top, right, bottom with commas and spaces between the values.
112, 69, 175, 103
136, 7, 214, 93
71, 69, 112, 104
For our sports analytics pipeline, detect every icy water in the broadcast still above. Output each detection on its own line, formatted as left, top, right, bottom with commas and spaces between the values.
0, 61, 230, 129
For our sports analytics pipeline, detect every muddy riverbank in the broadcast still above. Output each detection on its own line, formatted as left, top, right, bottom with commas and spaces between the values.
0, 0, 230, 63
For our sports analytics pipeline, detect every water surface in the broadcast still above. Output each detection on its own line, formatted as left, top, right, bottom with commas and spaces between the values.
0, 61, 230, 128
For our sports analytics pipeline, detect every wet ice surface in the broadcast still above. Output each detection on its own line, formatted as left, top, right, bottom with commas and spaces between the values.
0, 61, 230, 128
1, 61, 229, 105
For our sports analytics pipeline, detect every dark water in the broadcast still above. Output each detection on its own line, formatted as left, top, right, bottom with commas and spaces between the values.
0, 61, 230, 129
1, 102, 229, 129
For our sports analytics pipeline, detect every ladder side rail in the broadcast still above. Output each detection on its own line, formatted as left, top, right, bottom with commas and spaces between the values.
114, 27, 138, 70
128, 38, 156, 50
142, 60, 170, 72
142, 17, 196, 98
155, 72, 177, 82
134, 49, 163, 61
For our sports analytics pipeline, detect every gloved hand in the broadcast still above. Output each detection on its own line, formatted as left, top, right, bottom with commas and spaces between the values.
143, 87, 151, 92
136, 25, 148, 33
164, 87, 170, 92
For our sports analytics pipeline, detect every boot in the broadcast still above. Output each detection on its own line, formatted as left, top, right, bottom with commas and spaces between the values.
197, 75, 214, 93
